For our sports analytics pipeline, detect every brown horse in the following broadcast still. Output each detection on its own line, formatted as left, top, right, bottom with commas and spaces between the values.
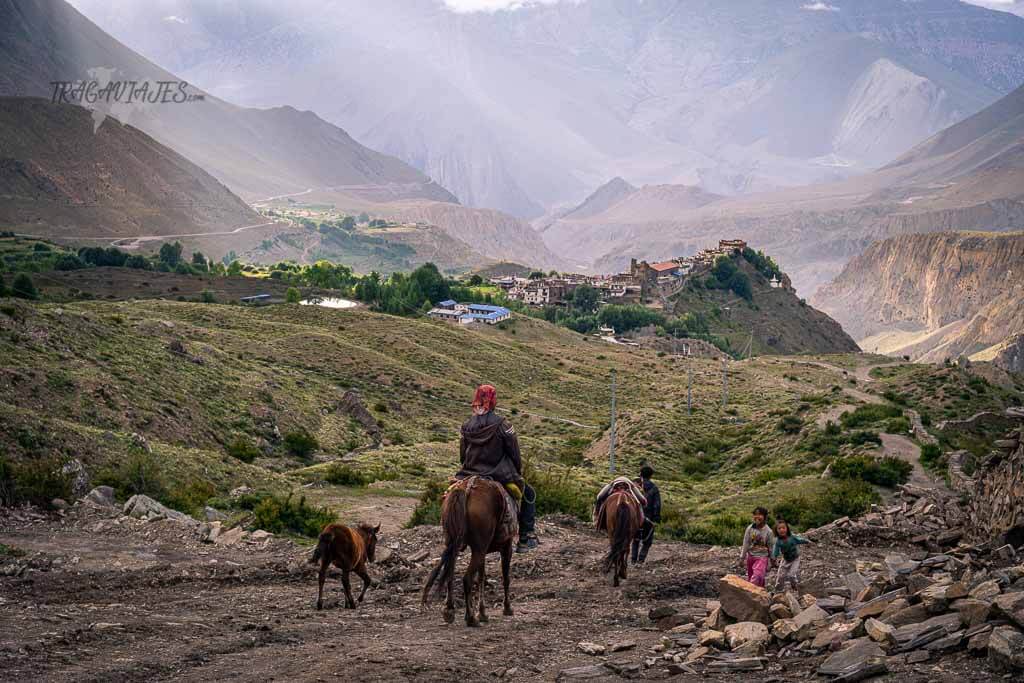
310, 521, 380, 610
601, 491, 642, 586
422, 477, 516, 626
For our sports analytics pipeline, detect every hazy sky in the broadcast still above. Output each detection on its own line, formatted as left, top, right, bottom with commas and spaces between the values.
438, 0, 1024, 14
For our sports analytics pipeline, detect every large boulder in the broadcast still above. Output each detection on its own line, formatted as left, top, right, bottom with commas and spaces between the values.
992, 592, 1024, 628
723, 622, 769, 651
83, 486, 116, 508
718, 575, 770, 623
791, 604, 830, 642
987, 626, 1024, 673
123, 494, 197, 527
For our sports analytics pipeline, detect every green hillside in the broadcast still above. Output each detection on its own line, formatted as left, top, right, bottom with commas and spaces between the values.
1, 296, 1020, 543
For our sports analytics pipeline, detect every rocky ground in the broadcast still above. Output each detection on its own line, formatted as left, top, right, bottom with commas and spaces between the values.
2, 487, 1022, 682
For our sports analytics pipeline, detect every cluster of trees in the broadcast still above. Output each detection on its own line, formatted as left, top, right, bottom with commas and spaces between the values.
0, 273, 39, 299
741, 247, 782, 280
704, 255, 752, 300
351, 263, 451, 315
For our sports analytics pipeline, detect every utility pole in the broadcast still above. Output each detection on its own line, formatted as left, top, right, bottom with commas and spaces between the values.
721, 357, 728, 408
609, 368, 617, 473
687, 362, 692, 416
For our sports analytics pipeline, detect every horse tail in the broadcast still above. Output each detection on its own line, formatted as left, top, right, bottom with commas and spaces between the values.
310, 529, 332, 565
422, 486, 468, 603
603, 497, 633, 574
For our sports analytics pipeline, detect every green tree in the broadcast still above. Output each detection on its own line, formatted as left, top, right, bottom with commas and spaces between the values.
410, 263, 449, 304
339, 216, 356, 230
467, 274, 484, 286
227, 260, 243, 276
221, 251, 238, 266
0, 275, 7, 297
200, 289, 217, 303
730, 272, 752, 300
570, 284, 599, 313
159, 241, 183, 267
357, 212, 370, 224
286, 287, 301, 303
11, 273, 38, 300
191, 251, 208, 271
529, 271, 545, 280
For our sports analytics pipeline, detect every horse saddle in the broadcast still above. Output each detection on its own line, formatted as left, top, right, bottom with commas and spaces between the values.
446, 476, 519, 541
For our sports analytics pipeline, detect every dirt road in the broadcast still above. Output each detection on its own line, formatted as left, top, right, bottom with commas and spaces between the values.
1, 497, 993, 682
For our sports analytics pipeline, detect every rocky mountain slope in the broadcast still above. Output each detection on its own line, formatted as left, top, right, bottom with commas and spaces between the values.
0, 97, 260, 238
812, 231, 1024, 365
568, 80, 1024, 293
0, 0, 562, 270
0, 0, 454, 206
667, 255, 860, 357
67, 0, 1024, 217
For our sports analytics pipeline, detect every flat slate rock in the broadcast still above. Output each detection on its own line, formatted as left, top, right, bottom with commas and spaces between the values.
558, 664, 610, 680
818, 639, 886, 677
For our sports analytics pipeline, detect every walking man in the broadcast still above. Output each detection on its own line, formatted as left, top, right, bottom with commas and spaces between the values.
631, 465, 661, 564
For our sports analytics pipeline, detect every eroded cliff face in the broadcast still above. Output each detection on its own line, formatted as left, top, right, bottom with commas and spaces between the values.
812, 231, 1024, 363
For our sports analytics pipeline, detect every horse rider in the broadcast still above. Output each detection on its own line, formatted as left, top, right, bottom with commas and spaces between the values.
631, 465, 661, 564
455, 384, 539, 552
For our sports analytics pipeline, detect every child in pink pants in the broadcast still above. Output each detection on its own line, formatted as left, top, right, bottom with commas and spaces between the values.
739, 506, 775, 588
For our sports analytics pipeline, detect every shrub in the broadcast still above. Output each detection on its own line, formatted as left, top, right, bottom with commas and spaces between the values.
11, 273, 38, 300
253, 494, 335, 537
54, 254, 86, 271
285, 287, 301, 304
529, 466, 594, 520
225, 438, 261, 463
2, 456, 73, 507
93, 452, 167, 502
920, 443, 943, 469
283, 430, 318, 459
200, 289, 217, 304
324, 463, 370, 487
885, 417, 911, 434
773, 479, 880, 529
840, 404, 903, 429
846, 430, 882, 446
831, 455, 912, 488
777, 414, 804, 434
163, 478, 216, 515
408, 478, 448, 527
661, 507, 747, 546
372, 402, 388, 413
752, 466, 799, 488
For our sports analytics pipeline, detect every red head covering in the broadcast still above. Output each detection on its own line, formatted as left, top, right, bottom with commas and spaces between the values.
471, 384, 497, 413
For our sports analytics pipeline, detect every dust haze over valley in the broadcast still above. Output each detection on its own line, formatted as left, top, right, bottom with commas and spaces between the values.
5, 1, 1024, 682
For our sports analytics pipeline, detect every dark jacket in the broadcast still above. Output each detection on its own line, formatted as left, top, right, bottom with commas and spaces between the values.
457, 411, 523, 485
641, 478, 661, 523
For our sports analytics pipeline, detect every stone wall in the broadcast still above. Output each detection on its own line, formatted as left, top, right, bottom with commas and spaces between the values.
961, 427, 1024, 546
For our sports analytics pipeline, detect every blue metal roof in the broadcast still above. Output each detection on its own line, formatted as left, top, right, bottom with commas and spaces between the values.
467, 303, 509, 314
463, 311, 506, 321
438, 299, 457, 307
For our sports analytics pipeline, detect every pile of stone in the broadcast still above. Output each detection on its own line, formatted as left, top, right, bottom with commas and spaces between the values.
646, 556, 1024, 678
805, 484, 966, 553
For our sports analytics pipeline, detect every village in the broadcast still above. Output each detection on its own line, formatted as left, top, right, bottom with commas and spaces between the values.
426, 239, 785, 328
492, 239, 782, 307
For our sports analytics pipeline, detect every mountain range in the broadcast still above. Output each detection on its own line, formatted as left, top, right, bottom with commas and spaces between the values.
65, 0, 1024, 219
0, 0, 562, 268
544, 78, 1024, 292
